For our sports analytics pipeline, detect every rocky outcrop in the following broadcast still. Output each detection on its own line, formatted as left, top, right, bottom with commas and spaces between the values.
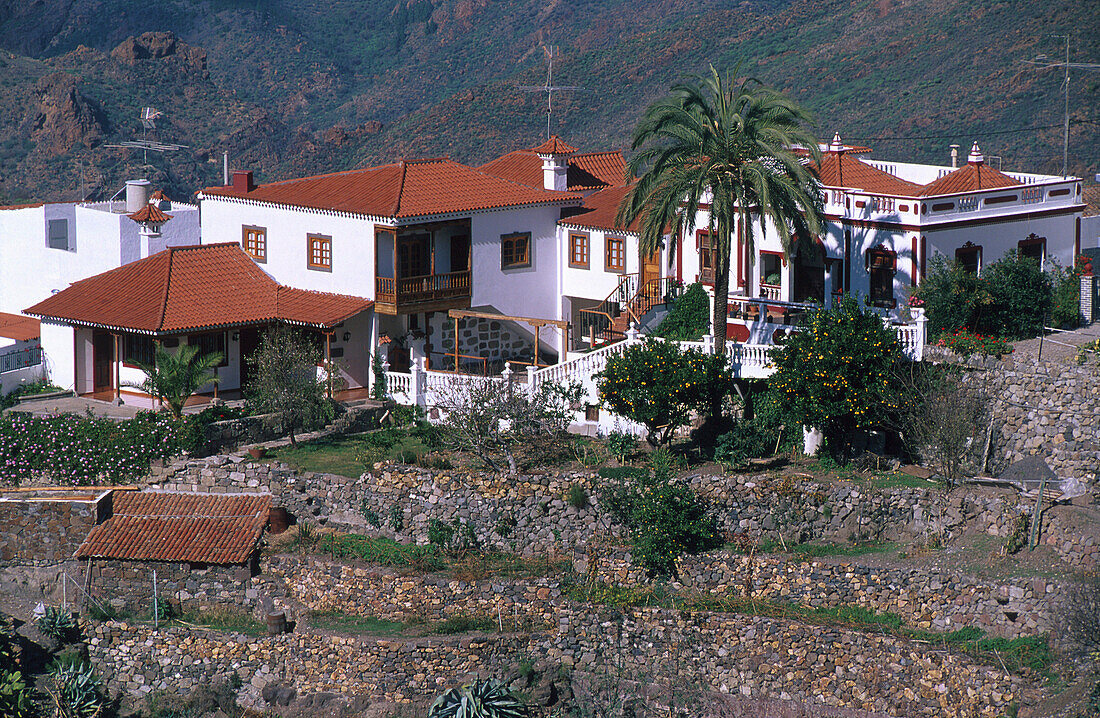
19, 72, 106, 155
109, 31, 207, 72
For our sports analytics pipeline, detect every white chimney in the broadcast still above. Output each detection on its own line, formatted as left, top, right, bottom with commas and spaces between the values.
829, 132, 843, 152
950, 144, 960, 168
540, 154, 569, 191
125, 179, 151, 213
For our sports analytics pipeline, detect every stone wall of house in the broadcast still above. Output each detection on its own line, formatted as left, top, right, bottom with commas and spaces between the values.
86, 558, 258, 616
86, 606, 1025, 718
0, 496, 103, 564
936, 352, 1100, 488
257, 554, 1056, 641
437, 316, 536, 368
145, 458, 1092, 568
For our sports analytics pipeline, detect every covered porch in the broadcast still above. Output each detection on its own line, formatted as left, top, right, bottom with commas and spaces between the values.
374, 220, 472, 315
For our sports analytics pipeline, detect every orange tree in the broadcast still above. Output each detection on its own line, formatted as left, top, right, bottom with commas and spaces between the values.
597, 338, 725, 446
769, 296, 907, 461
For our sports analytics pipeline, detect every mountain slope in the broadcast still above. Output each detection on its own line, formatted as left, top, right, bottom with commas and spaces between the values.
0, 0, 1095, 204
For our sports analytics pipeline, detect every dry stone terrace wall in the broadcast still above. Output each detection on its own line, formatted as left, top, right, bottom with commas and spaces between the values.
86, 606, 1026, 718
145, 457, 1091, 567
260, 554, 1056, 641
940, 352, 1100, 488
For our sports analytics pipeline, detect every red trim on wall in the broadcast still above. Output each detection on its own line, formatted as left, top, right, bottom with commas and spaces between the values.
911, 236, 918, 287
826, 204, 1084, 233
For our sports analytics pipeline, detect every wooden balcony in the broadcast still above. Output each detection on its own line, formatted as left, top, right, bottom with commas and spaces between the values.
375, 270, 471, 315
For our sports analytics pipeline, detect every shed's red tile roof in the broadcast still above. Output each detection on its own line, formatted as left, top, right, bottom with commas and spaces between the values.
561, 184, 641, 234
0, 312, 40, 342
149, 190, 170, 202
916, 163, 1022, 196
76, 492, 270, 564
814, 153, 924, 197
202, 158, 579, 218
127, 204, 172, 223
25, 243, 371, 333
479, 150, 627, 192
531, 135, 578, 154
1084, 184, 1100, 217
0, 202, 45, 211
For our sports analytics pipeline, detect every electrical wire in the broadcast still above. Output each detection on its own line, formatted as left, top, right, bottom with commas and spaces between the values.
842, 122, 1076, 142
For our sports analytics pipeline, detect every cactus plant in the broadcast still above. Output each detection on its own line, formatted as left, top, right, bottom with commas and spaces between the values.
37, 606, 80, 645
48, 656, 105, 718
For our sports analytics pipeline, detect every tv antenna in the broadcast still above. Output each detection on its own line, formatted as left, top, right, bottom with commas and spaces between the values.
1021, 35, 1100, 177
520, 46, 582, 140
105, 107, 188, 166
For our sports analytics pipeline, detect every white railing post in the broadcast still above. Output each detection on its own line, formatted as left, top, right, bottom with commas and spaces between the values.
526, 365, 537, 400
702, 333, 716, 355
380, 358, 391, 398
625, 323, 640, 345
412, 357, 427, 408
912, 307, 927, 361
501, 366, 513, 399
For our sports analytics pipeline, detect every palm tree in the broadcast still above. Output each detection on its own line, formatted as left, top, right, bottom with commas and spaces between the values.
616, 64, 825, 355
127, 343, 222, 418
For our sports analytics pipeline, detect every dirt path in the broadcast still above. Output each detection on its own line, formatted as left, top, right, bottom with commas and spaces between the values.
1010, 324, 1100, 362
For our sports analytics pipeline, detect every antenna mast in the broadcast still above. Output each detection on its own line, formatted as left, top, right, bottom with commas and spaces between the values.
1022, 36, 1100, 177
520, 46, 582, 139
105, 107, 188, 168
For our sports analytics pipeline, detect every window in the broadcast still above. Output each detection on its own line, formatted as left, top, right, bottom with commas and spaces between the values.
191, 332, 228, 367
867, 246, 897, 308
307, 234, 332, 271
761, 253, 783, 287
569, 232, 589, 268
501, 232, 531, 269
1018, 234, 1045, 265
955, 242, 982, 275
698, 230, 716, 284
584, 404, 600, 422
47, 219, 70, 251
605, 237, 626, 273
123, 334, 155, 367
398, 233, 430, 277
242, 226, 266, 263
829, 258, 845, 296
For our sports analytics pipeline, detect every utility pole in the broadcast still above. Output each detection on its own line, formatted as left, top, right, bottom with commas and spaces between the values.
1022, 35, 1100, 177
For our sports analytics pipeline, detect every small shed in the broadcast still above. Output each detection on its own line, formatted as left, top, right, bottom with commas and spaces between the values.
76, 491, 271, 615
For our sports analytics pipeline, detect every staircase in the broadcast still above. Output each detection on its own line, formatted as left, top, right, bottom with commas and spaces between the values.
578, 275, 680, 348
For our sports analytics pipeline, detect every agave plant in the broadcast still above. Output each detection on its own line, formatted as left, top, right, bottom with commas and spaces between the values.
48, 656, 105, 718
428, 678, 527, 718
37, 606, 80, 645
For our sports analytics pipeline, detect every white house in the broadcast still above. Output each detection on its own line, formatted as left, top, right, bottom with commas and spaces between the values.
677, 137, 1087, 339
196, 137, 634, 371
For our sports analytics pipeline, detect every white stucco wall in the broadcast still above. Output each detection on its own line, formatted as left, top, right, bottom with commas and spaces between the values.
39, 322, 76, 392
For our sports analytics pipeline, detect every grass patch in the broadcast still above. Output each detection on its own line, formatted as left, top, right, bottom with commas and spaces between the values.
569, 581, 1052, 678
308, 611, 406, 635
791, 541, 894, 558
435, 614, 497, 634
313, 534, 448, 572
448, 552, 573, 581
862, 472, 938, 490
267, 423, 444, 477
177, 609, 266, 637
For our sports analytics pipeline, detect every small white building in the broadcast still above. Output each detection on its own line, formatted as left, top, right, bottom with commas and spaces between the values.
0, 181, 200, 319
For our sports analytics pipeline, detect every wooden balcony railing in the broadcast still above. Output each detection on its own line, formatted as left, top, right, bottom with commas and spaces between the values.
376, 270, 471, 309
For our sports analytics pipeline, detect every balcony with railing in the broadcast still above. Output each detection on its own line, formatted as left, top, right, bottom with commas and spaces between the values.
375, 221, 472, 315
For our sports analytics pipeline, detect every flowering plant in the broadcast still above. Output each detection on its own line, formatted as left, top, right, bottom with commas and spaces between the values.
935, 329, 1013, 358
907, 295, 925, 308
1076, 254, 1094, 277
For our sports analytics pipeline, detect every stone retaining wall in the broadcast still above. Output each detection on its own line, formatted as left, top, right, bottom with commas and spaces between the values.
196, 404, 389, 456
260, 554, 1056, 640
146, 458, 1091, 568
942, 353, 1100, 488
86, 606, 1025, 718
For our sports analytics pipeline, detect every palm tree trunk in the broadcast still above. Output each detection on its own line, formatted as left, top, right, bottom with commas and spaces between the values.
712, 235, 731, 356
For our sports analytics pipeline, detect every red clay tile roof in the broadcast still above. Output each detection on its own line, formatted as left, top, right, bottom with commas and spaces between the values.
560, 185, 641, 233
76, 491, 270, 564
127, 204, 172, 223
479, 150, 627, 191
916, 162, 1022, 196
814, 153, 924, 196
530, 135, 578, 154
0, 202, 45, 211
149, 190, 170, 202
25, 243, 371, 333
202, 158, 580, 218
1084, 184, 1100, 217
0, 312, 40, 342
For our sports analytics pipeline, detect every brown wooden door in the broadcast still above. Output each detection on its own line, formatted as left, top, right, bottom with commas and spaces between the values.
92, 331, 113, 392
238, 327, 260, 390
642, 249, 660, 287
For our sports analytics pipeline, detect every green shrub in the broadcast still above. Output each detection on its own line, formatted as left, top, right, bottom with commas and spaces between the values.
0, 669, 35, 718
428, 518, 477, 557
1050, 262, 1081, 329
916, 255, 993, 336
984, 251, 1053, 339
429, 678, 527, 718
654, 282, 709, 340
713, 420, 779, 467
606, 429, 637, 464
567, 483, 589, 509
934, 329, 1013, 358
434, 614, 496, 634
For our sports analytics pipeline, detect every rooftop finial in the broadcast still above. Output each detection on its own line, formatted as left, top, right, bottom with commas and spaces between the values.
829, 132, 843, 152
968, 142, 984, 165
